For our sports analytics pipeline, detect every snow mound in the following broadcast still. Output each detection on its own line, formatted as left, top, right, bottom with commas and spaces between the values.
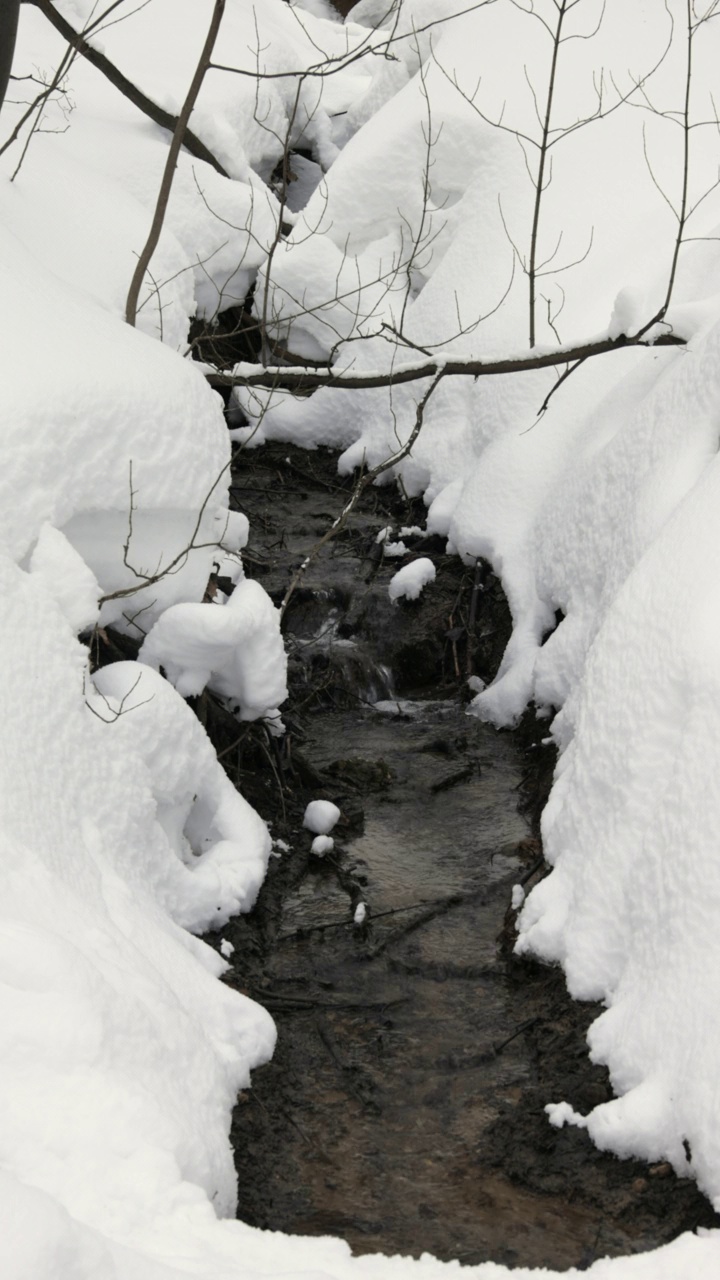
311, 835, 335, 856
304, 800, 341, 835
389, 558, 436, 602
139, 577, 288, 721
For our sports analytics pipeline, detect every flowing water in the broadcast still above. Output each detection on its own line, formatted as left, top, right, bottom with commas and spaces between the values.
218, 441, 717, 1272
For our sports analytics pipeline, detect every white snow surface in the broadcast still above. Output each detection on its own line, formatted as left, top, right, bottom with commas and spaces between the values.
388, 557, 436, 602
311, 834, 335, 856
304, 800, 342, 835
139, 576, 288, 721
6, 0, 720, 1276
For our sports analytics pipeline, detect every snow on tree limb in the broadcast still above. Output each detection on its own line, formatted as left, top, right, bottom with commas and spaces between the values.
206, 328, 686, 393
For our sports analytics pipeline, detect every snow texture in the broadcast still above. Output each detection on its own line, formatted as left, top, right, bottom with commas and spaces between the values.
7, 0, 720, 1276
304, 801, 342, 835
139, 577, 288, 721
388, 558, 436, 602
311, 835, 335, 856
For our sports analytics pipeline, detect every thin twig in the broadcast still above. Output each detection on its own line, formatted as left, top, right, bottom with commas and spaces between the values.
125, 0, 226, 326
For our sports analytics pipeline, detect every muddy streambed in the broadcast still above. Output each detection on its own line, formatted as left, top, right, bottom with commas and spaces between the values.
211, 441, 716, 1272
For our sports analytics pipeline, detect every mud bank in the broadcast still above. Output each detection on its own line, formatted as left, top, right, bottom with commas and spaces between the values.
209, 440, 716, 1271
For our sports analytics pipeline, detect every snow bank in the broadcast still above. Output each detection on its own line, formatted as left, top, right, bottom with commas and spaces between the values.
514, 322, 720, 1203
7, 0, 720, 1276
0, 0, 299, 1268
0, 551, 276, 1262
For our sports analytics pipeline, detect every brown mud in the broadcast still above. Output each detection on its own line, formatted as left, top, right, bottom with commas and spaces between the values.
201, 438, 717, 1272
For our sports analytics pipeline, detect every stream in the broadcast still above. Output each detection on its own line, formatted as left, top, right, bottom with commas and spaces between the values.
211, 439, 717, 1271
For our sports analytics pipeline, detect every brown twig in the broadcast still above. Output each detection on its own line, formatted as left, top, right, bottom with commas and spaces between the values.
208, 329, 685, 395
27, 0, 228, 175
279, 368, 446, 619
126, 0, 226, 326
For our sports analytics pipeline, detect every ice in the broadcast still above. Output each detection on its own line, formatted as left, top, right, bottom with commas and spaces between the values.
389, 557, 436, 602
304, 801, 341, 835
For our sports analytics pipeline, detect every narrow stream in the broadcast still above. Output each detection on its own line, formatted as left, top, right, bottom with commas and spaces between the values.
236, 698, 553, 1266
219, 441, 717, 1272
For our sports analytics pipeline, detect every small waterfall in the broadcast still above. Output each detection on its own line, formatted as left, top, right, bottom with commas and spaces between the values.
288, 608, 395, 706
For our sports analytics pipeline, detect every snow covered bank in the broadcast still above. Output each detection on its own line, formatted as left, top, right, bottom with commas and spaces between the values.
0, 0, 300, 1270
4, 0, 720, 1275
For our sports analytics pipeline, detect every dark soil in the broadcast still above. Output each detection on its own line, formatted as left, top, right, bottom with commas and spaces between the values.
196, 437, 718, 1272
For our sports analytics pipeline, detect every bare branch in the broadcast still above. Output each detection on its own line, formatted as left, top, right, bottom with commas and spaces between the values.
125, 0, 225, 327
25, 0, 229, 175
280, 367, 446, 619
98, 456, 233, 607
0, 0, 20, 118
207, 328, 685, 394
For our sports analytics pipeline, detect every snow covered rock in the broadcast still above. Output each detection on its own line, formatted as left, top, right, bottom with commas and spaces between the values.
388, 558, 436, 603
303, 800, 341, 835
139, 577, 288, 721
311, 835, 335, 856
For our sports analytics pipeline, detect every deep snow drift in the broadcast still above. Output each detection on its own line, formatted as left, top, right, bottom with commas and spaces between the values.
4, 0, 720, 1276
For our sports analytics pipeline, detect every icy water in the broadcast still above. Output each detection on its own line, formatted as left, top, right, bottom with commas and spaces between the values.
222, 441, 716, 1272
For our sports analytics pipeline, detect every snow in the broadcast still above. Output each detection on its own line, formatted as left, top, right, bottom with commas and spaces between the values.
311, 834, 335, 856
139, 576, 288, 721
304, 801, 342, 836
8, 0, 720, 1276
389, 557, 436, 602
511, 885, 525, 912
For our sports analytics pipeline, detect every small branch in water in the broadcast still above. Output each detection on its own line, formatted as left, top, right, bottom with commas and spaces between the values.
280, 370, 445, 621
314, 1017, 380, 1114
448, 613, 461, 679
366, 890, 487, 960
245, 990, 408, 1011
248, 1089, 314, 1148
492, 1017, 539, 1056
466, 558, 486, 677
277, 894, 470, 944
518, 855, 546, 887
430, 765, 474, 793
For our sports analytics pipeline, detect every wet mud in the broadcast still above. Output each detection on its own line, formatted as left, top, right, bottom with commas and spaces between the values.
210, 440, 717, 1272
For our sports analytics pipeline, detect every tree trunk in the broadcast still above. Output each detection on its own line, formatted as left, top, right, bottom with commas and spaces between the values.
0, 0, 21, 119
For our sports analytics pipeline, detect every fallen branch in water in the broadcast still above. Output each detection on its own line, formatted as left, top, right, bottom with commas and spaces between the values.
277, 894, 469, 943
492, 1017, 540, 1057
247, 991, 408, 1011
366, 889, 487, 960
